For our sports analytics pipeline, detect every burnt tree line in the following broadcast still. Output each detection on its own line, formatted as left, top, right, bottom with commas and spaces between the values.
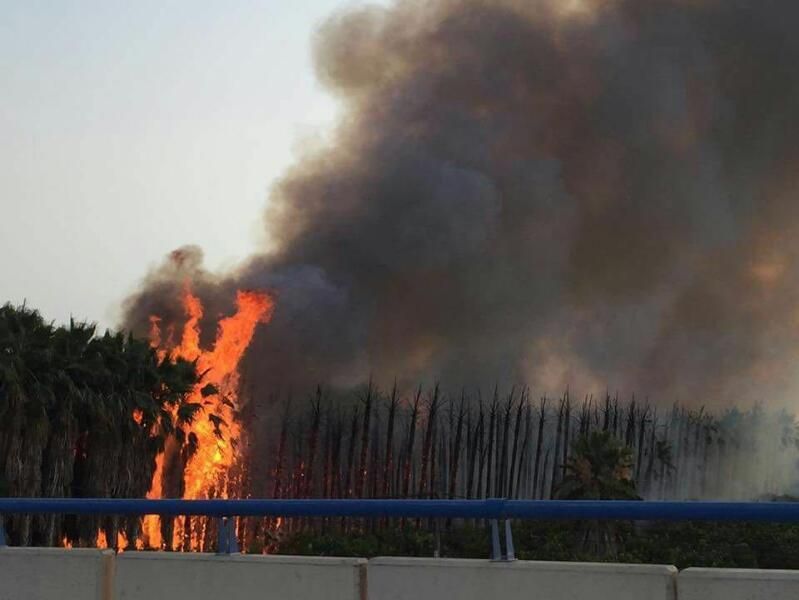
238, 382, 799, 543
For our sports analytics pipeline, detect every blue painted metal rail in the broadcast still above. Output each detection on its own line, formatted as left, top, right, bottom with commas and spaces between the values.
2, 499, 798, 558
0, 498, 798, 521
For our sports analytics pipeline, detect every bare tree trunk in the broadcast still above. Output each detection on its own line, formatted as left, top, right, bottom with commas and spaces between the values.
343, 406, 360, 499
466, 403, 483, 499
561, 391, 571, 481
355, 381, 374, 499
508, 389, 526, 498
514, 402, 532, 499
402, 387, 422, 498
532, 398, 546, 499
602, 393, 611, 432
383, 383, 399, 498
550, 398, 564, 498
541, 448, 551, 499
271, 398, 291, 500
448, 394, 466, 499
418, 385, 441, 499
303, 388, 322, 498
635, 405, 649, 483
485, 389, 498, 498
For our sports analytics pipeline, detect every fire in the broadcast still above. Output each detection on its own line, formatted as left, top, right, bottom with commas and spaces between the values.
142, 284, 274, 550
62, 535, 72, 549
95, 529, 128, 551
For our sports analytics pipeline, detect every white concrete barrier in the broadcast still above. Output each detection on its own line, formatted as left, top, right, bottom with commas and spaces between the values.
114, 552, 367, 600
368, 557, 677, 600
679, 567, 799, 600
0, 547, 114, 600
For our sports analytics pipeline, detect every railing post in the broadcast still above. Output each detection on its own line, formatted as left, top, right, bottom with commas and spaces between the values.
490, 518, 515, 561
490, 519, 501, 560
216, 516, 239, 554
503, 519, 515, 561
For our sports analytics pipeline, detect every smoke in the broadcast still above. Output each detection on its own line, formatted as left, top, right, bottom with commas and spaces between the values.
124, 0, 799, 408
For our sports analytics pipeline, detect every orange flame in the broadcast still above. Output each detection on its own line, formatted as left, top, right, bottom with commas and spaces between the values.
143, 284, 274, 550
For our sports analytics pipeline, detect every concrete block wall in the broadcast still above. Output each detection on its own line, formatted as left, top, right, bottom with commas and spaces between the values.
0, 547, 113, 600
114, 552, 367, 600
678, 567, 799, 600
2, 547, 799, 599
369, 557, 677, 600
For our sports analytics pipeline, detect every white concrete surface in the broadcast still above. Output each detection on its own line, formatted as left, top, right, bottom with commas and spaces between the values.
114, 552, 367, 600
368, 557, 677, 600
679, 567, 799, 600
0, 547, 114, 600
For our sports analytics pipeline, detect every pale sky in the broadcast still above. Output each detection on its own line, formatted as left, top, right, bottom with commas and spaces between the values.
1, 0, 375, 330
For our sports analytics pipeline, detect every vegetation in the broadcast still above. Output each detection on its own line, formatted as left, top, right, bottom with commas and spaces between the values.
0, 302, 198, 546
240, 383, 799, 524
3, 300, 799, 569
272, 520, 799, 569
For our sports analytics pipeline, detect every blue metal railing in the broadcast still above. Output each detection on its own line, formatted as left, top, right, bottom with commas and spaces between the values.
2, 499, 798, 558
1, 498, 799, 521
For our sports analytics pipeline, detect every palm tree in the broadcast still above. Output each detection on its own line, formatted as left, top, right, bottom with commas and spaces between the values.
1, 302, 200, 548
556, 431, 639, 501
556, 431, 640, 559
0, 304, 54, 545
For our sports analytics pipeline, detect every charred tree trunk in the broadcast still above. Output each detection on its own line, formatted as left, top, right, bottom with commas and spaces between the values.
383, 383, 399, 498
532, 398, 546, 499
485, 389, 498, 498
355, 381, 374, 499
549, 398, 564, 498
561, 391, 571, 481
508, 389, 525, 498
402, 387, 422, 498
418, 385, 441, 499
448, 394, 466, 499
303, 388, 323, 498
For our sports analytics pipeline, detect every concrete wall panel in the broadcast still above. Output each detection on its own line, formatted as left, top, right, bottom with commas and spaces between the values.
679, 567, 799, 600
115, 552, 366, 600
0, 547, 113, 600
368, 557, 677, 600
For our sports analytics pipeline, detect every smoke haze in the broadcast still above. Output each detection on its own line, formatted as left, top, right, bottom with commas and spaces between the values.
124, 0, 799, 408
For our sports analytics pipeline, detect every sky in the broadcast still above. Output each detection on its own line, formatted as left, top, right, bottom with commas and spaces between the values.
1, 0, 374, 330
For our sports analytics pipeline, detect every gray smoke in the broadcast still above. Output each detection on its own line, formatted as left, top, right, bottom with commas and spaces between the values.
124, 0, 799, 408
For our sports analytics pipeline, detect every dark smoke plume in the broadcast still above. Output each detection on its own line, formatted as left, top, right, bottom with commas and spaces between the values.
124, 0, 799, 408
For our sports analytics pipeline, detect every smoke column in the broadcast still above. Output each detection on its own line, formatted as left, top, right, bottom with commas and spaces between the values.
124, 0, 799, 409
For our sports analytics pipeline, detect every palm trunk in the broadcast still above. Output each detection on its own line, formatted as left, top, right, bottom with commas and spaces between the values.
382, 383, 399, 498
402, 387, 422, 498
550, 398, 564, 498
532, 398, 546, 499
304, 388, 323, 498
418, 385, 440, 499
448, 394, 466, 499
561, 391, 571, 481
485, 390, 498, 498
508, 390, 525, 498
355, 381, 374, 499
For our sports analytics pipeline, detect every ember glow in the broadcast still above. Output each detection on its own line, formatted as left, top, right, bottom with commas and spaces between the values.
142, 285, 273, 549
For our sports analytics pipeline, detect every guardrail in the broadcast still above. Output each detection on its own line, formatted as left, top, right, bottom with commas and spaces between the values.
2, 499, 799, 559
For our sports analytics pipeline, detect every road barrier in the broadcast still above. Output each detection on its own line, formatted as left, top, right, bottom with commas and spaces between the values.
0, 546, 113, 600
114, 552, 367, 600
678, 567, 799, 600
369, 557, 677, 600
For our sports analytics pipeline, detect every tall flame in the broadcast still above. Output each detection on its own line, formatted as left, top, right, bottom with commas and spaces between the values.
143, 285, 273, 549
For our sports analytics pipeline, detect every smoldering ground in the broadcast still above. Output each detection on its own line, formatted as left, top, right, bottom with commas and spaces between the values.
124, 0, 799, 410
